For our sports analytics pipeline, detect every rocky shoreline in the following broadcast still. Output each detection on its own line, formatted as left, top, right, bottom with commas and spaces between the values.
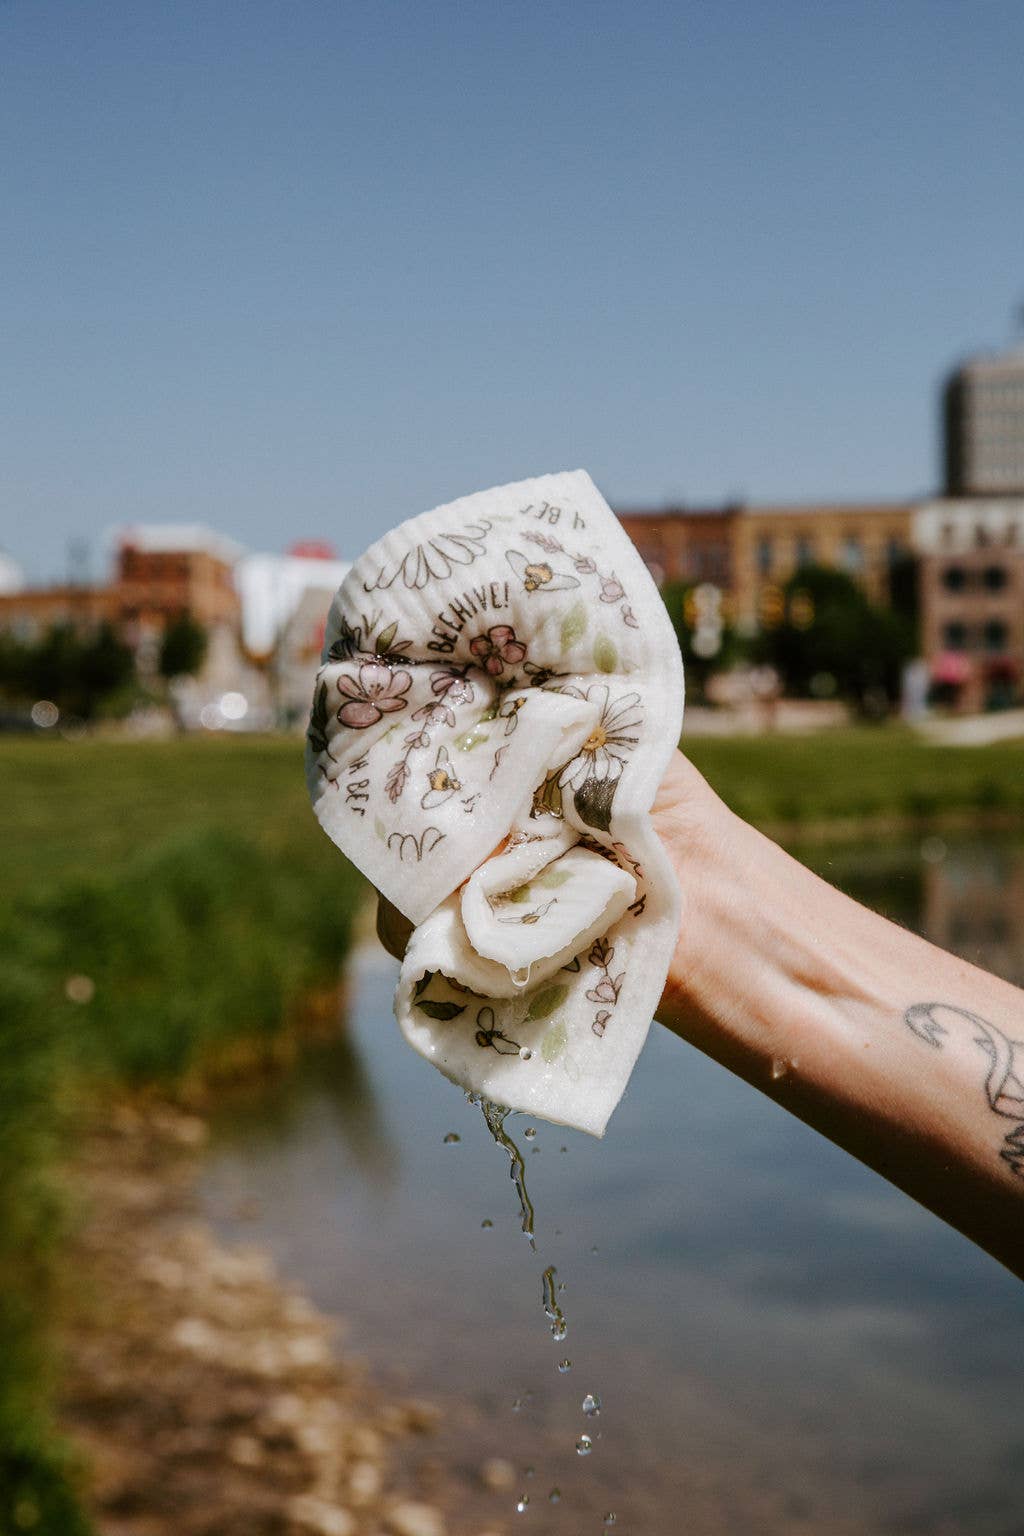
58, 1100, 496, 1536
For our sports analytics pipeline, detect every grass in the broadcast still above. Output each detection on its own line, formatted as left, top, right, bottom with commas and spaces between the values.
0, 734, 365, 1534
0, 722, 1021, 1530
684, 725, 1024, 830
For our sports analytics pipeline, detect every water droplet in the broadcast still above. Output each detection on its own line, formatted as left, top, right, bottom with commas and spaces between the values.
770, 1057, 789, 1081
524, 1466, 535, 1478
443, 1131, 461, 1144
590, 1245, 599, 1255
560, 1144, 568, 1153
581, 1392, 602, 1417
548, 1488, 561, 1505
516, 1495, 530, 1513
531, 1145, 541, 1154
575, 1434, 593, 1456
524, 1126, 536, 1139
557, 1358, 572, 1373
512, 1397, 523, 1413
604, 1515, 617, 1527
550, 1318, 567, 1341
519, 1046, 533, 1061
481, 1218, 493, 1228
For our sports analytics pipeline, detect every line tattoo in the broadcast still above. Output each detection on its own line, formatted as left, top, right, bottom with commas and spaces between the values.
904, 1003, 1024, 1178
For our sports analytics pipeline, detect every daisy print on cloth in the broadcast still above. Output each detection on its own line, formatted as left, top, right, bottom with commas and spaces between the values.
306, 471, 684, 1136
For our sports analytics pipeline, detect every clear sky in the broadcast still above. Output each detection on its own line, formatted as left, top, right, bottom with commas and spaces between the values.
2, 0, 1023, 580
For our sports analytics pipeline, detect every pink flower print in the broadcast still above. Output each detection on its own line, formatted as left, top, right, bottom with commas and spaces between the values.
412, 700, 456, 728
430, 667, 475, 706
573, 555, 597, 575
622, 605, 639, 628
336, 661, 411, 728
586, 975, 620, 1005
599, 572, 625, 603
469, 624, 527, 677
592, 1010, 611, 1037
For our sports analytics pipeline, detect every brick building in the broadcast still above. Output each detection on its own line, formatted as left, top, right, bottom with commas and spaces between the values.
913, 498, 1024, 707
618, 499, 914, 632
0, 525, 242, 656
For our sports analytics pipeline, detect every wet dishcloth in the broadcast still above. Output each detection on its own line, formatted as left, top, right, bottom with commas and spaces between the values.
306, 470, 684, 1136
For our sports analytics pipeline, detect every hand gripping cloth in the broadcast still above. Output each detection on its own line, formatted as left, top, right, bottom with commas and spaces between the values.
306, 471, 684, 1135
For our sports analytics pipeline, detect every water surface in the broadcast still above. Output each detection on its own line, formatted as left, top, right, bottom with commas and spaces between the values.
201, 834, 1024, 1534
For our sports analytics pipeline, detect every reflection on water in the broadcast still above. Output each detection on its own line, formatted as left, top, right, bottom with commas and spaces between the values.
200, 835, 1024, 1535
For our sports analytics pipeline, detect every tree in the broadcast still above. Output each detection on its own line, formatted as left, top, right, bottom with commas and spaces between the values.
756, 564, 915, 713
0, 623, 134, 719
659, 580, 744, 701
158, 612, 207, 680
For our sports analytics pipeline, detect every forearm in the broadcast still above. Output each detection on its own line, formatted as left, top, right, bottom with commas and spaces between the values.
654, 765, 1024, 1278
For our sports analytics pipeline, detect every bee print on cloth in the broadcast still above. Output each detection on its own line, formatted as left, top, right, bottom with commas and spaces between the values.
474, 1006, 522, 1055
421, 745, 463, 809
506, 549, 580, 594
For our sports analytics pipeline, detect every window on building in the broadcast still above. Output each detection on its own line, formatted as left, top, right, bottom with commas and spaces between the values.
983, 565, 1007, 591
941, 522, 956, 549
942, 565, 967, 592
757, 536, 772, 576
975, 524, 992, 548
841, 535, 864, 575
886, 537, 905, 567
943, 621, 968, 651
795, 534, 814, 567
984, 620, 1008, 651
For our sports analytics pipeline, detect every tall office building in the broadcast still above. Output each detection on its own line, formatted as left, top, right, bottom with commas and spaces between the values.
944, 346, 1024, 494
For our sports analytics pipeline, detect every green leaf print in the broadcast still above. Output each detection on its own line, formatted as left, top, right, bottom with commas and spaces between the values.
541, 1020, 568, 1063
415, 1000, 466, 1021
560, 601, 588, 652
593, 634, 617, 674
527, 984, 569, 1021
535, 867, 571, 890
375, 621, 398, 655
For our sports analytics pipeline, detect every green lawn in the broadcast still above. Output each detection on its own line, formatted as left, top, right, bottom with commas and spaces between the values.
4, 726, 1023, 906
687, 726, 1024, 829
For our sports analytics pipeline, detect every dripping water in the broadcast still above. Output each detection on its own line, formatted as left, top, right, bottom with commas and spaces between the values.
479, 1098, 536, 1249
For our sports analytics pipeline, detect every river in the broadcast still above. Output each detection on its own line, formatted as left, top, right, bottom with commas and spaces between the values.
200, 832, 1024, 1535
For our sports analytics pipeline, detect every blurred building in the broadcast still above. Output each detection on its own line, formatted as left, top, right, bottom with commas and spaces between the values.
944, 345, 1024, 495
235, 542, 349, 660
114, 524, 243, 674
619, 499, 914, 632
913, 497, 1024, 708
0, 525, 241, 650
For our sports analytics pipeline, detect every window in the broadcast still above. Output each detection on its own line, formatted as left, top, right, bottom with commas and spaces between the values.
943, 621, 968, 651
757, 536, 773, 576
984, 620, 1008, 651
795, 534, 814, 567
841, 535, 864, 575
983, 565, 1007, 591
887, 537, 905, 567
942, 565, 967, 592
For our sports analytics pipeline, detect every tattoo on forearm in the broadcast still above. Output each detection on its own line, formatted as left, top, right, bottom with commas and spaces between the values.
904, 1003, 1024, 1178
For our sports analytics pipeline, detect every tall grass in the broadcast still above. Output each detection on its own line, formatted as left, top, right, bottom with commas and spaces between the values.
0, 740, 365, 1533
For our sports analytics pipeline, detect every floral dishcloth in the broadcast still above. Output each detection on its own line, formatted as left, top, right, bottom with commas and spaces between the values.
306, 470, 684, 1136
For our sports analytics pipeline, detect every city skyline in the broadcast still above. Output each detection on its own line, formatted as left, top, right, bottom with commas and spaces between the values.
3, 0, 1024, 580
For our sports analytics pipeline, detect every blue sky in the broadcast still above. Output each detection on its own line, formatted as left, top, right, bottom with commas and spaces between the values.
2, 0, 1023, 579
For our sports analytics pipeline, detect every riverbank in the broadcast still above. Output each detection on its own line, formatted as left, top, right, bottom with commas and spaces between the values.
58, 1098, 465, 1536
